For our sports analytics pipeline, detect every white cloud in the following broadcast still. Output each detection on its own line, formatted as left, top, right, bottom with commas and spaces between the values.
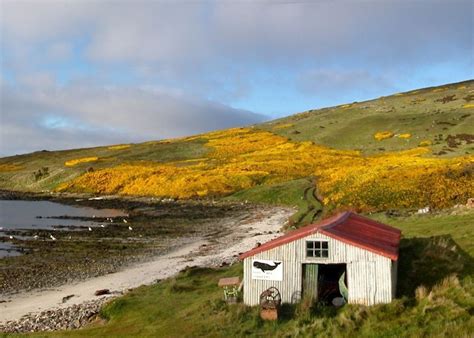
0, 83, 265, 155
297, 69, 392, 99
0, 0, 472, 155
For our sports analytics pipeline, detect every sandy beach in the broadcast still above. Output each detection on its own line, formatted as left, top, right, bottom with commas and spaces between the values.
0, 207, 293, 325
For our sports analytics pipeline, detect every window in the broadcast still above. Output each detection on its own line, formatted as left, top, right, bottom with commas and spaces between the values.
306, 241, 329, 258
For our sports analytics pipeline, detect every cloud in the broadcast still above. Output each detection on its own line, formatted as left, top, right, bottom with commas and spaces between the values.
0, 0, 472, 155
2, 1, 471, 75
297, 69, 392, 100
0, 83, 266, 156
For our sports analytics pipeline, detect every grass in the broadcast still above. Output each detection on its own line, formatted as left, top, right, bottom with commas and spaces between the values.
225, 178, 323, 227
262, 80, 473, 156
6, 211, 472, 338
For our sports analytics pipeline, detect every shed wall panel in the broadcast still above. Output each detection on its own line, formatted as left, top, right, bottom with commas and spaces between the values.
244, 231, 394, 306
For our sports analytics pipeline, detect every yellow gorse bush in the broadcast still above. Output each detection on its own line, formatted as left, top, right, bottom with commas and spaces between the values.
58, 128, 473, 212
419, 140, 432, 147
398, 133, 411, 139
64, 157, 99, 167
374, 131, 394, 141
108, 145, 131, 150
0, 164, 22, 172
272, 123, 294, 130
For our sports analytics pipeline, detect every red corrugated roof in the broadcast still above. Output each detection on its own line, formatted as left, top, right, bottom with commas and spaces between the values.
239, 211, 401, 261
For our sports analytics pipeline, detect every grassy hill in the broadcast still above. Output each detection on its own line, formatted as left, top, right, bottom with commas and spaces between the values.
262, 80, 474, 156
0, 80, 473, 218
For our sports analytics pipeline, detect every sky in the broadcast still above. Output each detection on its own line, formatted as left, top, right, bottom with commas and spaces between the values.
0, 0, 473, 156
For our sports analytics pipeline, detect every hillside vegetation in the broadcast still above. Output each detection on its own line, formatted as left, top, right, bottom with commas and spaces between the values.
0, 80, 473, 217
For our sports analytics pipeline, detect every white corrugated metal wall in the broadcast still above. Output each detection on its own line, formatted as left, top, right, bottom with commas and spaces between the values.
243, 232, 394, 306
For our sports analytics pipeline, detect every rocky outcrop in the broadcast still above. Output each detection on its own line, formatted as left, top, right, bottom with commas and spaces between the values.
0, 298, 108, 333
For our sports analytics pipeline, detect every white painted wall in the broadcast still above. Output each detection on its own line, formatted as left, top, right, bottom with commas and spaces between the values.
243, 231, 395, 306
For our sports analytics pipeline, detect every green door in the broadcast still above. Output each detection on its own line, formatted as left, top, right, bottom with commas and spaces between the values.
303, 264, 319, 300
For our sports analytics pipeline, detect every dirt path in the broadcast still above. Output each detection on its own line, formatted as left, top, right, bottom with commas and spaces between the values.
0, 207, 293, 324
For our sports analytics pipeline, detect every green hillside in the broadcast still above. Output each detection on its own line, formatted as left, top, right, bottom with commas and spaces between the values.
0, 80, 474, 201
263, 80, 473, 156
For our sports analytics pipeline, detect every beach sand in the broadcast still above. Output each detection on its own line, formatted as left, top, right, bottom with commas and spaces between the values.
0, 207, 293, 324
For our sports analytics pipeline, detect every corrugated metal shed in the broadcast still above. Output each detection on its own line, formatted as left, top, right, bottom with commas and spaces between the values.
240, 211, 401, 261
240, 211, 401, 306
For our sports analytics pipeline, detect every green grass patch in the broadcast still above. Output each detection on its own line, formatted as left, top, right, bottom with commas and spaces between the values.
225, 178, 323, 227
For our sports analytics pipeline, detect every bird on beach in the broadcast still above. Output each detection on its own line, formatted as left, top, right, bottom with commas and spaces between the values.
128, 226, 133, 231
33, 235, 39, 240
92, 215, 96, 218
100, 224, 105, 228
0, 227, 3, 231
123, 219, 128, 223
9, 235, 14, 240
50, 234, 56, 241
88, 227, 92, 231
110, 218, 114, 223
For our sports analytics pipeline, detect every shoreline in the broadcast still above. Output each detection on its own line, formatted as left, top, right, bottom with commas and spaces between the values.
0, 206, 293, 329
0, 192, 262, 295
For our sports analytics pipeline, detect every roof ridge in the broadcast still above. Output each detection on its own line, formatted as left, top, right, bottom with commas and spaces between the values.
321, 211, 352, 230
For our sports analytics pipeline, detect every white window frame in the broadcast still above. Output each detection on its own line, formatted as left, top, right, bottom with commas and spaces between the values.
306, 240, 329, 258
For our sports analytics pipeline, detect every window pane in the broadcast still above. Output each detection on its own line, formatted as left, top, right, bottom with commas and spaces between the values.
322, 242, 328, 249
306, 249, 314, 257
322, 250, 328, 258
315, 250, 321, 257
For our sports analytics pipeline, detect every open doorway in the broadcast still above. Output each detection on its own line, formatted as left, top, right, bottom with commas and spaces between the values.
318, 264, 347, 303
302, 263, 347, 304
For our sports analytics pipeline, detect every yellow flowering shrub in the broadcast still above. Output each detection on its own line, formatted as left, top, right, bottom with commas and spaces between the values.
374, 131, 394, 141
398, 133, 411, 139
317, 149, 473, 212
108, 145, 131, 150
273, 123, 294, 130
0, 164, 22, 172
58, 128, 473, 212
64, 157, 98, 167
419, 140, 432, 147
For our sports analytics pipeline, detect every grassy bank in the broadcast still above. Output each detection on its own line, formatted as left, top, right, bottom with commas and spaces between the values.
11, 211, 472, 338
226, 178, 322, 227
